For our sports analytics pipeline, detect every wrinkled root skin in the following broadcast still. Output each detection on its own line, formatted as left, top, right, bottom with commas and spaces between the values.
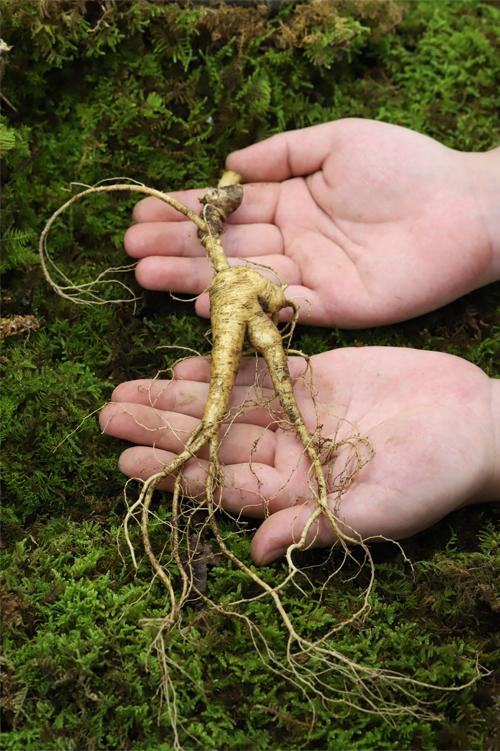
136, 179, 356, 601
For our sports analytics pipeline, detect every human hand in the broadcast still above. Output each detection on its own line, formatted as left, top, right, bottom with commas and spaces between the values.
99, 347, 500, 564
124, 118, 500, 328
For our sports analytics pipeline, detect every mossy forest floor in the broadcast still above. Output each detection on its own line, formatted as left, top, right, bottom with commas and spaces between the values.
1, 1, 499, 749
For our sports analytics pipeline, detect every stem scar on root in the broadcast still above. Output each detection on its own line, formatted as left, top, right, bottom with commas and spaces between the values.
40, 172, 485, 747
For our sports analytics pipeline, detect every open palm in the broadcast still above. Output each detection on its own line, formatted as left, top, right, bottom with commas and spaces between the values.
125, 119, 493, 327
100, 347, 496, 564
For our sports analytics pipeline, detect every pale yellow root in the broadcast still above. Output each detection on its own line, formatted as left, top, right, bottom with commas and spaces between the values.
40, 174, 484, 744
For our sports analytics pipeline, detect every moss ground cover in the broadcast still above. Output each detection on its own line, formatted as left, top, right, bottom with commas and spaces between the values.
1, 1, 499, 749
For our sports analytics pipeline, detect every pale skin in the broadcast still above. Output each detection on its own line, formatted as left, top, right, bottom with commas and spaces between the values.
124, 118, 500, 328
101, 119, 500, 564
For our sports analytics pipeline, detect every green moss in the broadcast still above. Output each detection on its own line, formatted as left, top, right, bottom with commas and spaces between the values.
2, 515, 497, 750
1, 1, 499, 749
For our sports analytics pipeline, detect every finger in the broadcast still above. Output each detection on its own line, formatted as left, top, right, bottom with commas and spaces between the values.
100, 403, 276, 465
135, 256, 212, 294
173, 355, 311, 388
119, 446, 288, 518
194, 292, 210, 318
110, 378, 277, 428
277, 286, 323, 325
134, 255, 301, 294
250, 504, 336, 565
226, 122, 344, 182
124, 221, 284, 259
250, 478, 422, 566
133, 182, 281, 225
133, 188, 210, 222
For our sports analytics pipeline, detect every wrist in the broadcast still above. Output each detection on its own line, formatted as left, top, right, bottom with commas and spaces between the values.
462, 146, 500, 285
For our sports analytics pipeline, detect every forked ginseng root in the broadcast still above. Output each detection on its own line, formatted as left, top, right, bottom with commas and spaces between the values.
40, 172, 483, 747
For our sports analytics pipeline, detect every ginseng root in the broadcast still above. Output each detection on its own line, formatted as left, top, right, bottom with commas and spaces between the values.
40, 172, 483, 747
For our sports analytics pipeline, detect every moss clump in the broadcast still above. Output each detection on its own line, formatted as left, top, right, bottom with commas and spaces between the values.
1, 1, 499, 749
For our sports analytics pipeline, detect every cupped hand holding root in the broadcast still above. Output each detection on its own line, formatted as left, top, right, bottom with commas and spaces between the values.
40, 153, 498, 738
101, 346, 500, 566
125, 118, 500, 328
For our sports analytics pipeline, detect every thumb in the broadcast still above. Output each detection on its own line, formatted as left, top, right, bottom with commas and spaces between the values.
250, 477, 399, 566
250, 504, 338, 566
226, 121, 344, 183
